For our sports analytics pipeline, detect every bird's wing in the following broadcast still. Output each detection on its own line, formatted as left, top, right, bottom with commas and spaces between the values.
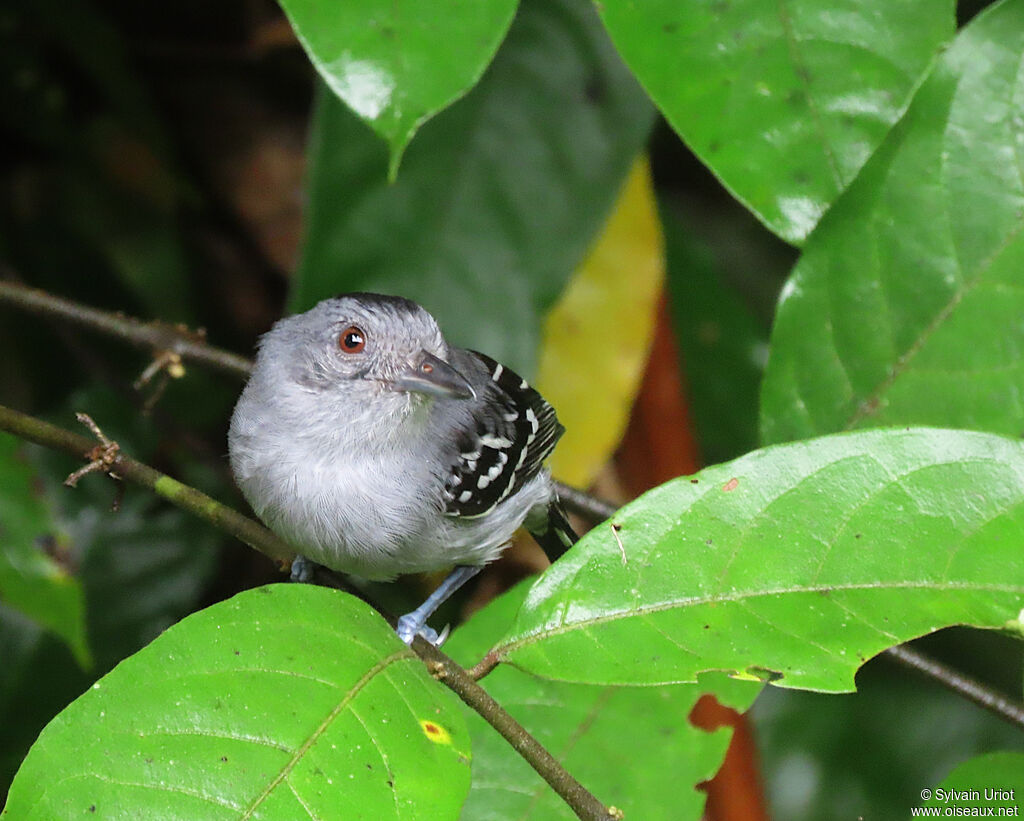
441, 351, 563, 519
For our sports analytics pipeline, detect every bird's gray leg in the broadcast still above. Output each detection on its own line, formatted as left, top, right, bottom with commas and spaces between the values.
396, 565, 482, 646
290, 555, 316, 583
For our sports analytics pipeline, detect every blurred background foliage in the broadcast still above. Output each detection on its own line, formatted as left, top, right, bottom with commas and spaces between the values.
1, 0, 1022, 817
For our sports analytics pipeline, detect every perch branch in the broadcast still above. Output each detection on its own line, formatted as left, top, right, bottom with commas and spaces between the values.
414, 638, 620, 821
0, 402, 615, 821
3, 278, 1023, 734
0, 403, 293, 565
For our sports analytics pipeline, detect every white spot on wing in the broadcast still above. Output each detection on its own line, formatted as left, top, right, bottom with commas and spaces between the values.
525, 408, 539, 433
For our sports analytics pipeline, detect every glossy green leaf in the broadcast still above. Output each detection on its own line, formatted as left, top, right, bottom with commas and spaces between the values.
291, 0, 654, 376
276, 0, 516, 172
494, 428, 1024, 692
3, 586, 471, 820
761, 0, 1024, 444
597, 0, 954, 242
448, 584, 761, 820
0, 434, 88, 667
924, 752, 1024, 811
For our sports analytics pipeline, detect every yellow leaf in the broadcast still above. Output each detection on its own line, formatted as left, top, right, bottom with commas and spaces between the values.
537, 157, 665, 488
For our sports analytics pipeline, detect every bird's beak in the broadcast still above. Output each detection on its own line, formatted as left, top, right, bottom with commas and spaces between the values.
392, 351, 476, 399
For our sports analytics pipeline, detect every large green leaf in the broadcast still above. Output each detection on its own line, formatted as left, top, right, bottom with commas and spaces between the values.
3, 586, 471, 820
761, 0, 1024, 444
291, 0, 653, 376
0, 434, 88, 666
596, 0, 954, 243
276, 0, 517, 173
492, 428, 1024, 692
448, 585, 761, 820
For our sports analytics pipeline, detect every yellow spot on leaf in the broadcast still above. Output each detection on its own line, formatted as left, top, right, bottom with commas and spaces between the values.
420, 719, 452, 745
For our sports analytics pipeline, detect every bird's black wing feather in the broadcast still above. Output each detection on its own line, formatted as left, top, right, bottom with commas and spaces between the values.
442, 352, 563, 519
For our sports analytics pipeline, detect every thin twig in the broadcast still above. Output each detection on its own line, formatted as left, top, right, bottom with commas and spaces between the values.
0, 402, 614, 818
413, 638, 620, 821
466, 650, 500, 682
0, 403, 291, 565
884, 644, 1024, 731
2, 279, 1022, 735
553, 479, 617, 522
0, 277, 252, 380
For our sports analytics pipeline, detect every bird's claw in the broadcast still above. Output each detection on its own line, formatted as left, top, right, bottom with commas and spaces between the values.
290, 555, 315, 583
396, 615, 450, 647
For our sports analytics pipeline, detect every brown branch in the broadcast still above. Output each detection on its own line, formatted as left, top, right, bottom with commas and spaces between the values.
466, 650, 501, 682
0, 277, 252, 380
884, 644, 1024, 731
0, 403, 293, 565
413, 638, 621, 821
0, 401, 616, 820
3, 279, 1023, 737
553, 479, 617, 523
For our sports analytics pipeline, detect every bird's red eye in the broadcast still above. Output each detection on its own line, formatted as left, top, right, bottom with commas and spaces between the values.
339, 326, 366, 353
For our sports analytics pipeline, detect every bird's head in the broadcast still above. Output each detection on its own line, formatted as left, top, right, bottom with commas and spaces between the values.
264, 293, 476, 401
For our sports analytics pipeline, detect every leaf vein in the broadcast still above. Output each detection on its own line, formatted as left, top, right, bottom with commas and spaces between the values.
239, 649, 411, 818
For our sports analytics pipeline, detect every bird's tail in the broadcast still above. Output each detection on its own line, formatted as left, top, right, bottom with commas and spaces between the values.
529, 499, 578, 564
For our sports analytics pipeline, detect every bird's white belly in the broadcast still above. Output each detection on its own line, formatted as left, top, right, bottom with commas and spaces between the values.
231, 427, 551, 580
240, 448, 424, 578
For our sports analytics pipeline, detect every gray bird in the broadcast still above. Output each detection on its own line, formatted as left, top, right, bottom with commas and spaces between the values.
228, 293, 576, 644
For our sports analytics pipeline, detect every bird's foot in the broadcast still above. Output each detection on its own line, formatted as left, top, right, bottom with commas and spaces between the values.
290, 555, 316, 583
396, 614, 450, 647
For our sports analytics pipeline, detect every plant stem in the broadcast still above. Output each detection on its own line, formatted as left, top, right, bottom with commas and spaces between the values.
0, 404, 292, 564
553, 479, 617, 522
0, 401, 615, 818
0, 277, 252, 380
413, 638, 619, 821
884, 644, 1024, 731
